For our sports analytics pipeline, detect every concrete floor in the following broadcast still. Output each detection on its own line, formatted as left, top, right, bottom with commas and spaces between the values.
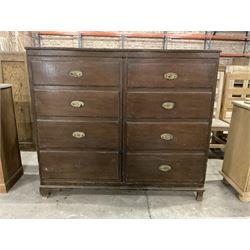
0, 151, 249, 219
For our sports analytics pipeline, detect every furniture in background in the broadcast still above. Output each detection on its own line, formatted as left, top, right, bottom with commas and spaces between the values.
213, 71, 225, 120
0, 83, 23, 193
210, 66, 250, 151
26, 48, 220, 200
221, 100, 250, 202
220, 66, 250, 123
210, 71, 229, 150
0, 52, 34, 150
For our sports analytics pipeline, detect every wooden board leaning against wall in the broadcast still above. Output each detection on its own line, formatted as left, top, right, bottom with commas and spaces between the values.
0, 52, 34, 150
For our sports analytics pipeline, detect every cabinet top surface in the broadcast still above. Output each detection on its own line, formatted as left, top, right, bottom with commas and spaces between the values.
233, 101, 250, 111
0, 83, 12, 89
26, 47, 221, 59
25, 47, 220, 53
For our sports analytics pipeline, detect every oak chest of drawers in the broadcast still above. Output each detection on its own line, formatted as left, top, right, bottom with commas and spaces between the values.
26, 48, 220, 200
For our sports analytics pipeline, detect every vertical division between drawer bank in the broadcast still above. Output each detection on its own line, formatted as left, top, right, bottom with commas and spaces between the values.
121, 56, 128, 183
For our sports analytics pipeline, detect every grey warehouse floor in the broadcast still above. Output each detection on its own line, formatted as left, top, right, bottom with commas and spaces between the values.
0, 151, 249, 219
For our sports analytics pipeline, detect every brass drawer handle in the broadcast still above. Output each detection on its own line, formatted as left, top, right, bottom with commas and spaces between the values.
69, 70, 83, 78
164, 72, 178, 80
159, 165, 172, 172
70, 100, 85, 108
160, 133, 174, 141
162, 102, 175, 110
72, 131, 85, 139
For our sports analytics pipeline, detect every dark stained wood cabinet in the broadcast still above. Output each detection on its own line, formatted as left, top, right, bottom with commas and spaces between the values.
26, 48, 220, 200
0, 84, 23, 193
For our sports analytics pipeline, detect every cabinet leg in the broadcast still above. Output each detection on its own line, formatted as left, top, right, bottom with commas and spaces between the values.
222, 178, 230, 185
40, 188, 51, 199
239, 194, 250, 202
196, 191, 204, 201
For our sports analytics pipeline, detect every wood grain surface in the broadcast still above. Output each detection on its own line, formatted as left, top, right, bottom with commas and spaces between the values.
26, 48, 219, 198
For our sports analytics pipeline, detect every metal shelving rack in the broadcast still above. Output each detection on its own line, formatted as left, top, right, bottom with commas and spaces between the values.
33, 31, 250, 58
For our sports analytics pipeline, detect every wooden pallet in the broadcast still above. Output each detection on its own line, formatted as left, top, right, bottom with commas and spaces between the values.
220, 66, 250, 123
226, 65, 250, 73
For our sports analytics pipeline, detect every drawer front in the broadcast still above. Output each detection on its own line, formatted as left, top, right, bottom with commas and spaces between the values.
128, 59, 217, 88
127, 91, 212, 119
40, 151, 120, 182
37, 121, 119, 149
127, 122, 209, 151
34, 89, 119, 118
126, 153, 205, 183
31, 57, 120, 86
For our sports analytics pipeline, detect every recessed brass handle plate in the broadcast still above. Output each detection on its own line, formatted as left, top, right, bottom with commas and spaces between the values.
72, 131, 85, 139
160, 133, 174, 141
69, 70, 83, 78
162, 102, 175, 110
70, 100, 85, 108
159, 165, 172, 172
164, 72, 178, 80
